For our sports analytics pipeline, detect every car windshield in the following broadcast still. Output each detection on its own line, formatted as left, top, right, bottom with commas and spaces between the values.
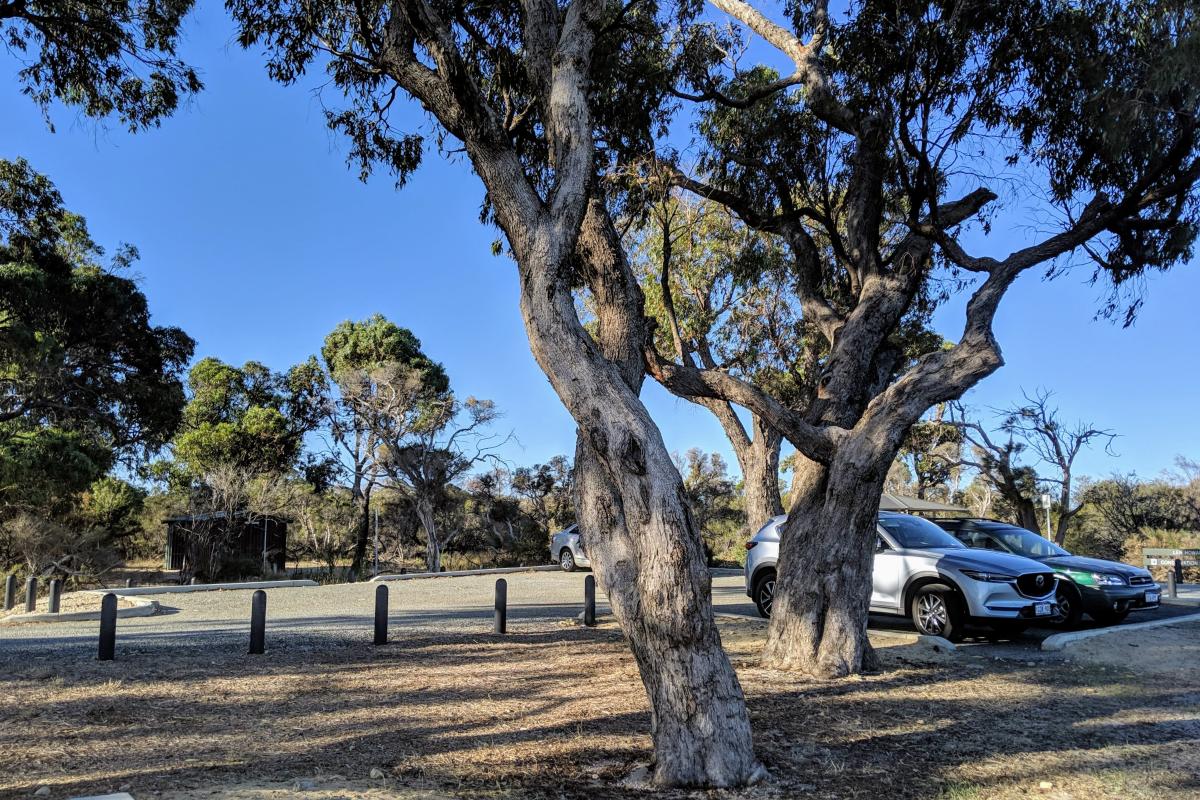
879, 515, 965, 550
980, 525, 1069, 557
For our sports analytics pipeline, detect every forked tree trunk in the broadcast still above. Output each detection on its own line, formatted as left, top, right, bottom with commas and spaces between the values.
761, 446, 889, 677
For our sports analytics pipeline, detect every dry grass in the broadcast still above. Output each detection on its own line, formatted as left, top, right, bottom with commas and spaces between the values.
1, 619, 1197, 800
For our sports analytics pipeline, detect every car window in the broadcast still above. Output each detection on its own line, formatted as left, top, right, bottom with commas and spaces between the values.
878, 515, 966, 550
980, 525, 1067, 558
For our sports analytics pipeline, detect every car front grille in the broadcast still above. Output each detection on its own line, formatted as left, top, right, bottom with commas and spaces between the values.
1129, 575, 1152, 586
1016, 572, 1057, 598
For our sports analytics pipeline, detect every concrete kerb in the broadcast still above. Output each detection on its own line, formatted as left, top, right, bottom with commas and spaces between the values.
1041, 611, 1200, 651
372, 565, 561, 582
0, 595, 160, 625
93, 579, 319, 596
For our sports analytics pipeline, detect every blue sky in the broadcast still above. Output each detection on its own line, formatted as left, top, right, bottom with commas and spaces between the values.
3, 5, 1197, 484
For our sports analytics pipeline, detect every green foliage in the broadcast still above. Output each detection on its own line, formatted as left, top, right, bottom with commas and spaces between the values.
0, 424, 111, 514
1, 158, 195, 461
675, 448, 745, 564
171, 357, 322, 478
1, 0, 201, 130
896, 417, 961, 500
321, 314, 448, 392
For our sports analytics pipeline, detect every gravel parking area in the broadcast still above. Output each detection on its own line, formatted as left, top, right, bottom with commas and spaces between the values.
0, 571, 604, 660
3, 570, 1194, 664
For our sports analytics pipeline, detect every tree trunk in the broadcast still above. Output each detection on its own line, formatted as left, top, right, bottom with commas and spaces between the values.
416, 498, 441, 573
348, 489, 371, 579
738, 420, 784, 535
762, 445, 887, 677
1015, 497, 1041, 534
515, 200, 761, 786
574, 435, 762, 785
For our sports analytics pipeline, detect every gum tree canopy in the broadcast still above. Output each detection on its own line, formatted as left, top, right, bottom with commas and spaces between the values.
228, 0, 1198, 786
650, 0, 1200, 676
0, 0, 200, 129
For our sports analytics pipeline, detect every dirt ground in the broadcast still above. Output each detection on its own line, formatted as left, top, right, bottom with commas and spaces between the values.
1, 618, 1197, 800
1, 592, 138, 619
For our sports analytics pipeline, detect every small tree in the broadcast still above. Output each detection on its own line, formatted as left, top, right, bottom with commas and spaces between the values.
998, 390, 1117, 544
318, 315, 449, 577
358, 363, 507, 572
947, 393, 1116, 542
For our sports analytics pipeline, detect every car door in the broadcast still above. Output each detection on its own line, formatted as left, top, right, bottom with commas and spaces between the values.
871, 533, 904, 613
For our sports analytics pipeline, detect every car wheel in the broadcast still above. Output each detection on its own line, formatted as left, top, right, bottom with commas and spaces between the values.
752, 570, 776, 619
1090, 606, 1130, 626
1052, 582, 1083, 629
911, 584, 965, 642
559, 548, 576, 572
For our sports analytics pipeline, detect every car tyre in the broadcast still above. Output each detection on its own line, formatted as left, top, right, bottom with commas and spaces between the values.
559, 548, 576, 572
752, 569, 776, 619
911, 583, 965, 642
1052, 581, 1083, 629
1090, 606, 1130, 626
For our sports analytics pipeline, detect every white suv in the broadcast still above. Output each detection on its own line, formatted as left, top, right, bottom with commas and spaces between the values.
744, 511, 1059, 641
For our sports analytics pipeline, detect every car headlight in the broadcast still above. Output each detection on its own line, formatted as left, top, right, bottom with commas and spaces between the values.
961, 569, 1016, 583
1068, 570, 1125, 586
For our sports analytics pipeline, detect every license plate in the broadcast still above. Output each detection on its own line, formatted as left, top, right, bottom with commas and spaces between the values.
1034, 602, 1052, 616
1145, 591, 1159, 603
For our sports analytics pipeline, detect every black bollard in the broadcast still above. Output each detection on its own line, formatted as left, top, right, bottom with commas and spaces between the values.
98, 593, 117, 661
249, 589, 267, 654
1168, 569, 1177, 599
494, 578, 507, 634
1175, 558, 1185, 585
584, 574, 596, 627
3, 574, 14, 611
374, 584, 388, 646
126, 578, 135, 588
190, 576, 199, 586
24, 577, 37, 613
48, 579, 62, 614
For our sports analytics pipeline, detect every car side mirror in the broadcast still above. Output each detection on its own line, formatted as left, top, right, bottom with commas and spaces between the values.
876, 537, 888, 553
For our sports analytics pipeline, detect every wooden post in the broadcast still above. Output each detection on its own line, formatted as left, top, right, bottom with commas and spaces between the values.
374, 584, 388, 646
1168, 570, 1177, 599
494, 578, 507, 634
98, 593, 117, 661
48, 579, 62, 613
24, 577, 36, 613
584, 574, 596, 627
3, 574, 14, 611
249, 589, 267, 655
1175, 558, 1185, 585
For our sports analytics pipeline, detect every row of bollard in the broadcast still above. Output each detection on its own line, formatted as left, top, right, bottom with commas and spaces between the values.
3, 575, 138, 613
96, 574, 600, 661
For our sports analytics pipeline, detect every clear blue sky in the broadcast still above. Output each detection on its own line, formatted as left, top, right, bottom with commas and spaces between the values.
3, 6, 1197, 484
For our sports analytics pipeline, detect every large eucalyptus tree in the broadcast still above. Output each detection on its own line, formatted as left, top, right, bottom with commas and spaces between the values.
649, 0, 1200, 676
228, 0, 762, 785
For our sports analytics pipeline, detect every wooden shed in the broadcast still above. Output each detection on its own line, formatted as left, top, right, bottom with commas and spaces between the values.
164, 511, 288, 574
